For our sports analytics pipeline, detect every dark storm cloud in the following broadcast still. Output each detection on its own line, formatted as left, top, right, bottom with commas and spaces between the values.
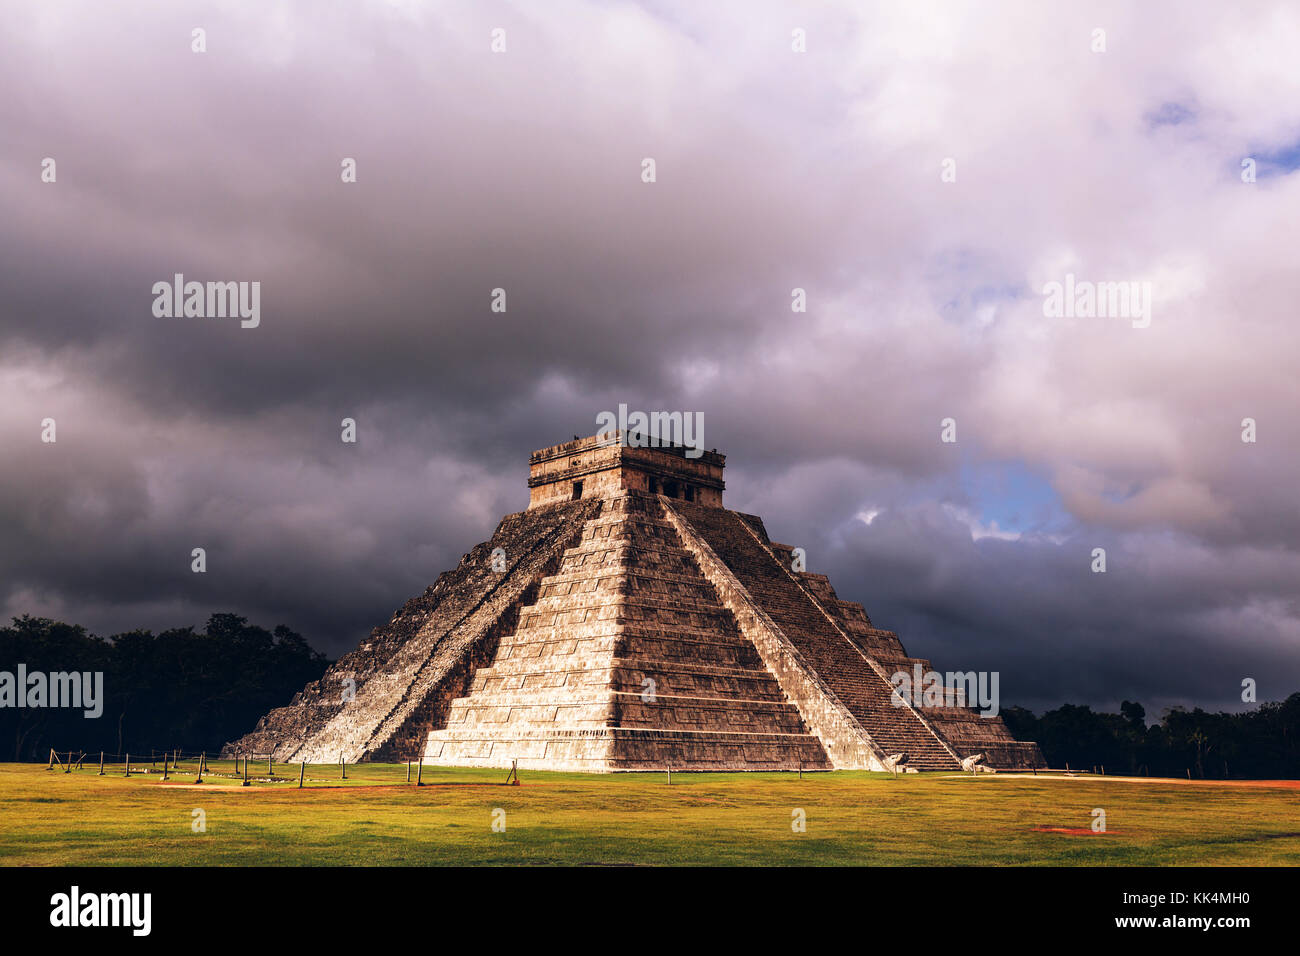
1, 2, 1297, 716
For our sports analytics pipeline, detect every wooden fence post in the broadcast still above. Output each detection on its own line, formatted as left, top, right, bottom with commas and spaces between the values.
340, 754, 345, 780
48, 749, 54, 770
299, 762, 306, 789
124, 753, 130, 777
406, 760, 412, 783
416, 756, 423, 787
242, 754, 250, 787
98, 752, 105, 776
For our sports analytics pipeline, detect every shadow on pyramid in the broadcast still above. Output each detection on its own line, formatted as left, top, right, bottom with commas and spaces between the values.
225, 433, 1045, 772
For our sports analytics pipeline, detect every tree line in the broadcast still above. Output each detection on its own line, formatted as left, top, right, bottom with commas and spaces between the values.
0, 614, 329, 761
1001, 697, 1300, 779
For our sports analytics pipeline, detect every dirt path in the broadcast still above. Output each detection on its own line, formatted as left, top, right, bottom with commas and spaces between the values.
988, 773, 1300, 789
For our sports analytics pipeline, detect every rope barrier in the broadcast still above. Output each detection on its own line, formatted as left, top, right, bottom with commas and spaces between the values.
42, 748, 518, 787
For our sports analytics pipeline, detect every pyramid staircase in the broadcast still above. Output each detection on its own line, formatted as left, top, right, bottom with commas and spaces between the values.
424, 494, 833, 770
664, 500, 963, 770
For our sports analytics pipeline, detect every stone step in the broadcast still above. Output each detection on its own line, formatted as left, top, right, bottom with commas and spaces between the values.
425, 726, 833, 772
468, 660, 792, 702
445, 694, 809, 735
491, 635, 763, 670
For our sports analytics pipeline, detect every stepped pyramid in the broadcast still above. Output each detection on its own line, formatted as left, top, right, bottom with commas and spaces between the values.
226, 433, 1045, 772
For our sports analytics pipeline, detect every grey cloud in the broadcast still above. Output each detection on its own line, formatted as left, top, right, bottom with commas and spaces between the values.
1, 2, 1297, 709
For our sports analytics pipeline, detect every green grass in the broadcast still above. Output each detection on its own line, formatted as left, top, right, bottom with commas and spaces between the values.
2, 761, 1297, 865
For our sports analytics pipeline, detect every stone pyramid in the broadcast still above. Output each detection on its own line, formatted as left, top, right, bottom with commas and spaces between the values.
226, 433, 1044, 772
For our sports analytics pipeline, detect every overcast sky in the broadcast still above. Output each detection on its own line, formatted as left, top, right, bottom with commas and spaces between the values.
2, 1, 1297, 716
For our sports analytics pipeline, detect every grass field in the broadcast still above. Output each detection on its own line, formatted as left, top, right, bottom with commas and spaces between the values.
2, 760, 1297, 865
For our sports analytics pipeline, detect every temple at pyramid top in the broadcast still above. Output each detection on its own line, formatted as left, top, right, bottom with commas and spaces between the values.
228, 429, 1044, 773
528, 431, 726, 508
